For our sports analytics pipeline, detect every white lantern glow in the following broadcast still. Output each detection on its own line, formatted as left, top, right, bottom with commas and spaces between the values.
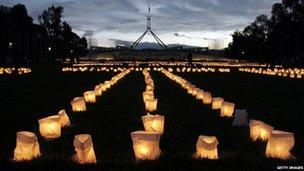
13, 131, 40, 161
265, 130, 295, 159
83, 91, 96, 103
145, 98, 158, 112
72, 134, 97, 164
38, 116, 61, 139
194, 135, 219, 160
58, 109, 70, 127
131, 131, 162, 160
143, 91, 154, 102
94, 85, 102, 96
220, 102, 235, 117
71, 97, 87, 112
195, 90, 204, 100
142, 114, 165, 134
249, 119, 273, 141
146, 84, 154, 91
211, 97, 224, 109
202, 92, 212, 104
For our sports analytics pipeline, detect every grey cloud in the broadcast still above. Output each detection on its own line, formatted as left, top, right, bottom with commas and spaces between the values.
174, 33, 191, 39
1, 0, 280, 47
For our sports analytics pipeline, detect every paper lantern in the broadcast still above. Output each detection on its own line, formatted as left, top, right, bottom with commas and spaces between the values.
190, 88, 199, 96
72, 134, 97, 164
83, 91, 96, 103
71, 97, 86, 112
202, 92, 212, 104
58, 109, 70, 127
146, 84, 154, 91
104, 81, 111, 89
131, 131, 162, 160
265, 130, 295, 159
232, 109, 248, 126
194, 135, 219, 160
142, 114, 165, 134
143, 91, 154, 102
211, 97, 224, 109
94, 85, 102, 96
195, 90, 204, 100
249, 119, 273, 141
145, 98, 158, 112
220, 102, 235, 117
13, 131, 40, 161
38, 116, 61, 139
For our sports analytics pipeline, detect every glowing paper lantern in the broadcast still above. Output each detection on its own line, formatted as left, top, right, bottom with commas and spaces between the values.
142, 114, 165, 134
145, 98, 158, 112
94, 85, 102, 96
220, 102, 235, 117
143, 91, 154, 102
211, 97, 224, 109
265, 130, 295, 159
104, 81, 111, 89
38, 116, 61, 139
58, 109, 70, 127
146, 84, 154, 91
195, 90, 204, 100
83, 91, 96, 103
71, 97, 86, 112
249, 119, 273, 141
13, 131, 40, 161
131, 131, 162, 160
194, 135, 219, 160
202, 92, 212, 104
232, 109, 248, 126
72, 134, 97, 164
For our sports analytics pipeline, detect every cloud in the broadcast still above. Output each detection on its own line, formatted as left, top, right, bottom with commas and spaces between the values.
1, 0, 280, 48
174, 33, 191, 39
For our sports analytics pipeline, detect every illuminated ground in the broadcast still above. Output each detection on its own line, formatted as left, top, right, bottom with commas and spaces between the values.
0, 64, 303, 170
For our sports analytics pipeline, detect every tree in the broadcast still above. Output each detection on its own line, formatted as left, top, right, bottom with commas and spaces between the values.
0, 4, 88, 64
226, 0, 304, 66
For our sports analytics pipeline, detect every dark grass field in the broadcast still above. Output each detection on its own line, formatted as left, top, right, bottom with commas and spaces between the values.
0, 65, 303, 170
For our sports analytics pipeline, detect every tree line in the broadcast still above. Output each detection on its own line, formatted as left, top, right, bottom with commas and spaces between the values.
0, 4, 87, 65
225, 0, 304, 66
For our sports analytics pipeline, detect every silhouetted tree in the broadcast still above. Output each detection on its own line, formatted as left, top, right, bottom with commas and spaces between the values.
226, 0, 304, 66
0, 3, 87, 65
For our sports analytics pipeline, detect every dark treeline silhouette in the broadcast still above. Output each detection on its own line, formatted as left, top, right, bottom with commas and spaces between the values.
226, 0, 304, 66
0, 4, 87, 65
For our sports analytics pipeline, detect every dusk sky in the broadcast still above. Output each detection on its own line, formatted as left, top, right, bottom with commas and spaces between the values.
2, 0, 279, 48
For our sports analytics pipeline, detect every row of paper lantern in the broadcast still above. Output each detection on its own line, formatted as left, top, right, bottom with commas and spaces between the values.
161, 69, 236, 118
161, 69, 295, 160
131, 70, 217, 160
130, 70, 164, 160
62, 66, 127, 73
239, 67, 304, 79
143, 61, 266, 68
66, 60, 267, 71
0, 67, 31, 75
13, 69, 132, 163
142, 69, 158, 113
141, 69, 220, 160
70, 69, 131, 112
166, 67, 231, 73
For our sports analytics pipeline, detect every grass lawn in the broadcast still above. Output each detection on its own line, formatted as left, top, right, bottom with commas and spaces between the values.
0, 64, 303, 170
